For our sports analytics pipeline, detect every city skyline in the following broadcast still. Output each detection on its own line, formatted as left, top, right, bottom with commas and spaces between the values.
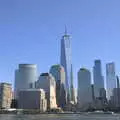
0, 0, 120, 89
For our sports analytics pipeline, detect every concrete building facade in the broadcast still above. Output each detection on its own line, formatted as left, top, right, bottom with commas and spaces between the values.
14, 64, 38, 99
18, 89, 47, 111
36, 73, 57, 110
0, 83, 12, 109
50, 64, 66, 108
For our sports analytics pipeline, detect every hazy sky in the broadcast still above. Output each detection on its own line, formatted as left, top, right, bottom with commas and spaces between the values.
0, 0, 120, 88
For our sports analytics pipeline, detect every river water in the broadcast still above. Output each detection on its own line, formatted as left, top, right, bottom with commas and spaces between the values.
0, 114, 120, 120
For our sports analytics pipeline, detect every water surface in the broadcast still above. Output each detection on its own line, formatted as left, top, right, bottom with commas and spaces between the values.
0, 114, 120, 120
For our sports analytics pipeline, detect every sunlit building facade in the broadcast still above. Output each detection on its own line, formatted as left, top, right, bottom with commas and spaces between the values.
106, 62, 116, 100
50, 64, 66, 108
0, 83, 12, 109
36, 73, 57, 109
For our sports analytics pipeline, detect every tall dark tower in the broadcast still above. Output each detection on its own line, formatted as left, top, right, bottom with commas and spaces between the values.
117, 76, 120, 89
116, 76, 120, 106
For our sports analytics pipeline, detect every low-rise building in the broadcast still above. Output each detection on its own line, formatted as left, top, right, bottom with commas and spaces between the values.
18, 89, 47, 112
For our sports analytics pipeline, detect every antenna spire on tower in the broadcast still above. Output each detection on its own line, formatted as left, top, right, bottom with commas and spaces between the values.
65, 25, 67, 35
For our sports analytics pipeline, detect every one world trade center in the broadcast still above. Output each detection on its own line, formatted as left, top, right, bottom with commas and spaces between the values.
60, 29, 74, 103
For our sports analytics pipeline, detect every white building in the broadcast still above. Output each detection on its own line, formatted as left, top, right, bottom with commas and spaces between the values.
106, 62, 116, 100
36, 73, 57, 110
50, 64, 66, 108
18, 89, 47, 111
14, 64, 38, 99
74, 88, 77, 104
0, 83, 12, 109
78, 68, 92, 110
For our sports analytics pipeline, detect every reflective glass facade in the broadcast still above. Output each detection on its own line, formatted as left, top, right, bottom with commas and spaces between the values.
106, 62, 116, 100
93, 60, 104, 98
60, 33, 73, 101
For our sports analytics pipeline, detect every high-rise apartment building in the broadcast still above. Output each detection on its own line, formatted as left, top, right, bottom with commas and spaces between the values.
106, 62, 116, 100
14, 64, 38, 99
77, 68, 92, 110
93, 60, 104, 98
60, 29, 74, 102
50, 64, 66, 108
0, 83, 12, 109
36, 73, 57, 110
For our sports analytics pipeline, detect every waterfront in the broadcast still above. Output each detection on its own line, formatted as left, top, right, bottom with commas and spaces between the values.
0, 114, 120, 120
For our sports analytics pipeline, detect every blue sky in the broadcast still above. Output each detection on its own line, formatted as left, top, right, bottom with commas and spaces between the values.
0, 0, 120, 88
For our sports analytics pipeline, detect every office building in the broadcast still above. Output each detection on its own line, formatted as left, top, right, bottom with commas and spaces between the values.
74, 88, 77, 104
14, 64, 38, 99
60, 29, 74, 102
70, 64, 75, 103
91, 84, 95, 101
77, 68, 92, 110
18, 89, 47, 111
0, 83, 12, 109
50, 64, 66, 108
36, 73, 57, 109
106, 62, 116, 100
110, 76, 120, 107
99, 88, 107, 100
111, 88, 120, 107
93, 60, 104, 98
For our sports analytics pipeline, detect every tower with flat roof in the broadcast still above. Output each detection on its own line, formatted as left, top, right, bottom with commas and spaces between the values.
14, 64, 38, 99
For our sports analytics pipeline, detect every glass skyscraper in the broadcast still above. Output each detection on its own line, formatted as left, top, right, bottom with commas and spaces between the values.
106, 62, 116, 100
78, 68, 92, 109
60, 30, 74, 102
93, 60, 104, 98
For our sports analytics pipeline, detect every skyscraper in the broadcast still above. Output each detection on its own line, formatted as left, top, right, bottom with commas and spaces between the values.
60, 29, 74, 102
14, 64, 38, 99
70, 64, 75, 103
91, 84, 95, 101
93, 60, 104, 98
106, 62, 116, 100
50, 64, 66, 108
77, 68, 92, 110
36, 73, 57, 109
112, 76, 120, 107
